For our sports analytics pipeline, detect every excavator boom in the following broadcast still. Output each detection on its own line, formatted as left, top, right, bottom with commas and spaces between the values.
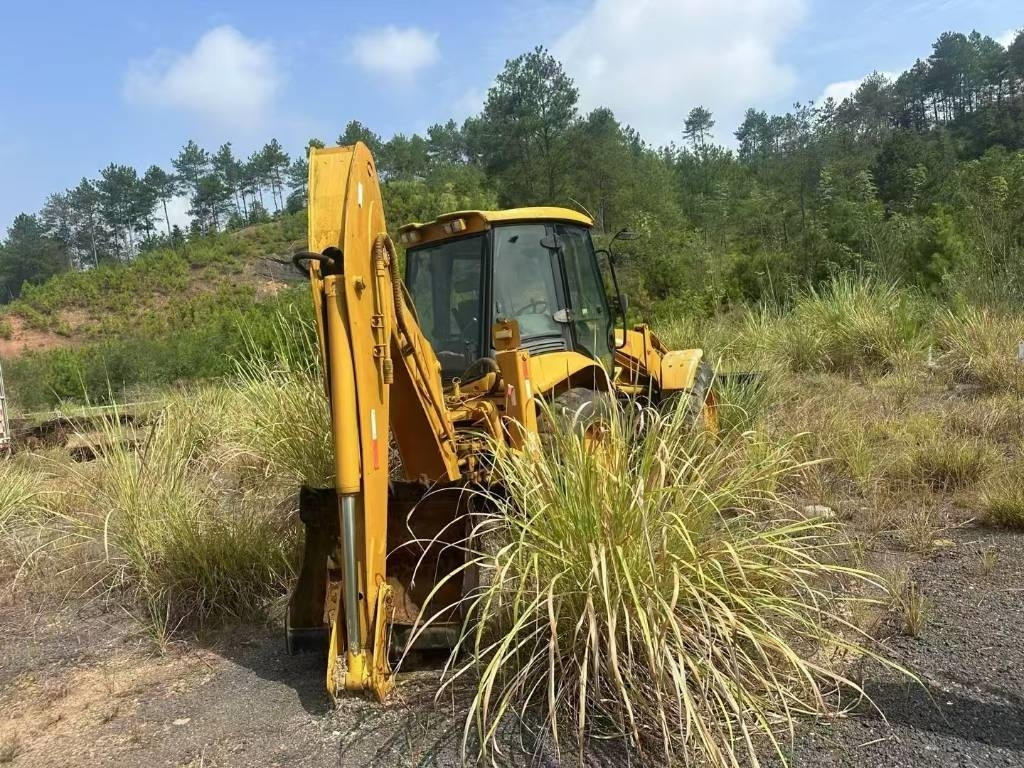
293, 144, 461, 699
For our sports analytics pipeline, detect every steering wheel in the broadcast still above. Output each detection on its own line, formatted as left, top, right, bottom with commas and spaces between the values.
513, 299, 549, 315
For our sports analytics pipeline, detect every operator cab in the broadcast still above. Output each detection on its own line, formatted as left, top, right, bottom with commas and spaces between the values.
401, 209, 616, 381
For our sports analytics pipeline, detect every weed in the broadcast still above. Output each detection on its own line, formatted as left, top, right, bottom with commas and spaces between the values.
979, 471, 1024, 528
885, 566, 927, 637
34, 397, 296, 627
901, 581, 928, 636
979, 546, 999, 576
894, 506, 942, 553
935, 307, 1024, 394
227, 309, 332, 488
768, 276, 930, 374
906, 436, 990, 491
0, 461, 44, 539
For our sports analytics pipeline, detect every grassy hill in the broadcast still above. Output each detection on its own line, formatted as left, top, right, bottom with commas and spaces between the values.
0, 212, 310, 411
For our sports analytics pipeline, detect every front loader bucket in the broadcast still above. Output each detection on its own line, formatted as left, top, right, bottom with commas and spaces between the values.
286, 482, 476, 659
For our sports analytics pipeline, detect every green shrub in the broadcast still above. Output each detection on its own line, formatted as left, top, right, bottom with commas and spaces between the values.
5, 285, 311, 411
5, 211, 308, 340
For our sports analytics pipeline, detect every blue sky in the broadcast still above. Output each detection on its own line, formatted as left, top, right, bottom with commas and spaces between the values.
1, 0, 1019, 235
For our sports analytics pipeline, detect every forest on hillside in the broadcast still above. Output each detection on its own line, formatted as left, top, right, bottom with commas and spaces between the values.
2, 28, 1024, 313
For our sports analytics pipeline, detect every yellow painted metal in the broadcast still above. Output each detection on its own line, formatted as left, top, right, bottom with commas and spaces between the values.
495, 347, 538, 448
660, 349, 704, 392
381, 230, 462, 482
492, 317, 520, 352
323, 276, 361, 493
615, 326, 706, 393
305, 144, 438, 700
529, 349, 611, 395
398, 207, 593, 248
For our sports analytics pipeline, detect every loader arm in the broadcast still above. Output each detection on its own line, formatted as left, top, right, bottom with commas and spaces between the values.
300, 143, 462, 699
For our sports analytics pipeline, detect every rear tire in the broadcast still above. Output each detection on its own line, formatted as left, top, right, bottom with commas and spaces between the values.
663, 361, 717, 430
539, 387, 615, 443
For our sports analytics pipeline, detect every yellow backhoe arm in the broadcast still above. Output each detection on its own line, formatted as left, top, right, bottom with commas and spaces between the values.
301, 143, 462, 699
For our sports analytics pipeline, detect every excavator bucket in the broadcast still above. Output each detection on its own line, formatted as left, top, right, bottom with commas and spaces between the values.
286, 482, 472, 659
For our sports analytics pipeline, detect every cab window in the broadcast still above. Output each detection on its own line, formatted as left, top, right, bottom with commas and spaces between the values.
405, 234, 485, 377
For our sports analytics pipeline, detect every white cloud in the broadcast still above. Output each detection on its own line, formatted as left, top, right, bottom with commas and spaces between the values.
819, 71, 899, 105
161, 195, 192, 233
123, 26, 281, 130
996, 28, 1020, 48
453, 86, 487, 119
352, 26, 439, 82
552, 0, 805, 146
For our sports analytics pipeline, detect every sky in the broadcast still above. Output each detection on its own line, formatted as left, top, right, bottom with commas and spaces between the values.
0, 0, 1020, 235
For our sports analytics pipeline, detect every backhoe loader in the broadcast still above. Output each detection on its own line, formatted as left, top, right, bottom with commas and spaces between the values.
287, 142, 716, 701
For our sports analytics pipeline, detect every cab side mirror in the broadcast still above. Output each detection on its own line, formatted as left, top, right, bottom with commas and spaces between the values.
618, 293, 629, 314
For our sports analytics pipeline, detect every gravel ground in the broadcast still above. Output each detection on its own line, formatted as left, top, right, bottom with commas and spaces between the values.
2, 526, 1023, 767
777, 526, 1024, 768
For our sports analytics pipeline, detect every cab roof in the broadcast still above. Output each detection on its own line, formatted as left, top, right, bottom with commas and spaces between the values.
397, 207, 593, 248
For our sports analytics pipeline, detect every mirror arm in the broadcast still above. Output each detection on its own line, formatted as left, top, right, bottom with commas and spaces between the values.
608, 258, 628, 349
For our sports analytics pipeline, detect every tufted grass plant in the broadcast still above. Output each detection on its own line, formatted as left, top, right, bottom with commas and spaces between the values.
30, 394, 296, 626
935, 307, 1024, 394
422, 402, 896, 767
770, 276, 929, 374
228, 308, 333, 488
0, 461, 43, 533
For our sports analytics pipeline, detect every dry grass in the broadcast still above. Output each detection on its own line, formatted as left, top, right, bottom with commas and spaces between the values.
26, 395, 298, 626
936, 307, 1024, 394
0, 732, 20, 764
766, 276, 930, 374
905, 436, 991, 492
228, 309, 333, 488
979, 469, 1024, 528
0, 459, 44, 534
978, 546, 999, 576
885, 566, 928, 637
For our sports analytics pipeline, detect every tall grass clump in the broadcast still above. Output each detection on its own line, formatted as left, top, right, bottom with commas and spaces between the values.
228, 307, 333, 488
935, 307, 1024, 394
979, 468, 1024, 528
0, 460, 44, 544
770, 275, 929, 373
40, 396, 295, 625
430, 404, 894, 766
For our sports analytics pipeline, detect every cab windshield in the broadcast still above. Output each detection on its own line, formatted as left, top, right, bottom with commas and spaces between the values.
493, 223, 611, 361
405, 221, 612, 378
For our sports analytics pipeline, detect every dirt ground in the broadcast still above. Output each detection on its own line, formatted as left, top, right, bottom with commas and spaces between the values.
2, 524, 1023, 768
0, 316, 68, 359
